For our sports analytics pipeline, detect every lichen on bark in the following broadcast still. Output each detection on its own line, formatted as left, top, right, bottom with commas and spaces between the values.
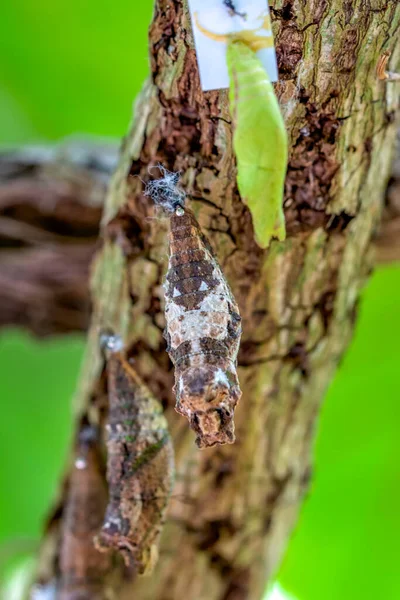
34, 1, 400, 599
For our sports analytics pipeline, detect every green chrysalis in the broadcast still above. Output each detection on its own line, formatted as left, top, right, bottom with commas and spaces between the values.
194, 12, 288, 248
227, 40, 287, 247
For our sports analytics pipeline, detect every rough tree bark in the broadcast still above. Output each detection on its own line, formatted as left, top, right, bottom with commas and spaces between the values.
33, 1, 400, 599
0, 135, 398, 340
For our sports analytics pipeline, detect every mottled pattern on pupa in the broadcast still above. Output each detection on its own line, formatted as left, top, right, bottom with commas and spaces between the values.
164, 207, 242, 448
95, 344, 174, 575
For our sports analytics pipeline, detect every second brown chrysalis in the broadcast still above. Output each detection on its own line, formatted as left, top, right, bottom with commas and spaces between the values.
94, 333, 175, 575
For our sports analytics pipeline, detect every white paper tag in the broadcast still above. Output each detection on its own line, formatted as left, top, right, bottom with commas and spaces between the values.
187, 0, 278, 91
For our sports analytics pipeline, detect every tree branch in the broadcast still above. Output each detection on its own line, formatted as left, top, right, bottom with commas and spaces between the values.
375, 132, 400, 264
21, 1, 400, 597
0, 140, 118, 335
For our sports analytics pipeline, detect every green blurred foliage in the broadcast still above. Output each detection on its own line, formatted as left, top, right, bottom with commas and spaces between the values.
0, 332, 83, 580
0, 1, 153, 144
0, 2, 399, 599
278, 266, 400, 600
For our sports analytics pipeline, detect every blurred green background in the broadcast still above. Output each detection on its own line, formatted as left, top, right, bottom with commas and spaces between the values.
0, 2, 399, 599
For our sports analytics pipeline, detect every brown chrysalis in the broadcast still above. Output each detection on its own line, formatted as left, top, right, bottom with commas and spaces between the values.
94, 333, 174, 574
58, 425, 111, 600
145, 167, 242, 449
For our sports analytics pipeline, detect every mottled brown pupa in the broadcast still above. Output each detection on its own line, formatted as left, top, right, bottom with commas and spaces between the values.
145, 167, 242, 449
58, 425, 111, 600
95, 333, 174, 574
